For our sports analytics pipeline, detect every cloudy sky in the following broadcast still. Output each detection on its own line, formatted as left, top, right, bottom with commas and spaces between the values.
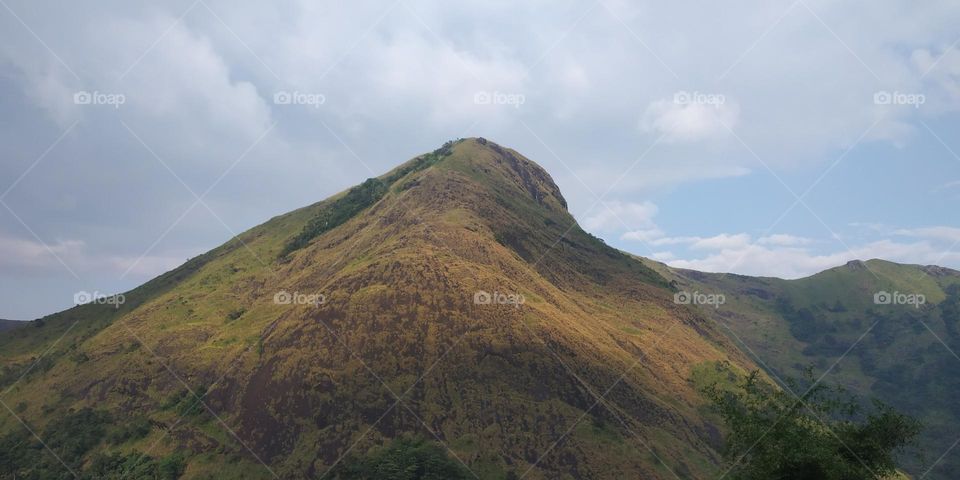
1, 0, 959, 319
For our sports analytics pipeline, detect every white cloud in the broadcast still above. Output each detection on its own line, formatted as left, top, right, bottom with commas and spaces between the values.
666, 235, 960, 279
758, 234, 813, 246
115, 18, 274, 138
623, 231, 754, 250
571, 163, 752, 195
934, 180, 960, 193
641, 97, 740, 143
893, 226, 960, 243
689, 233, 751, 250
361, 30, 529, 125
0, 233, 190, 277
582, 200, 658, 232
619, 221, 960, 278
912, 47, 960, 109
0, 235, 85, 270
621, 228, 665, 242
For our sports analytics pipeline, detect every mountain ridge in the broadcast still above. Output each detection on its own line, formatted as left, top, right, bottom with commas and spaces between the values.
3, 138, 956, 478
644, 256, 960, 478
1, 138, 755, 479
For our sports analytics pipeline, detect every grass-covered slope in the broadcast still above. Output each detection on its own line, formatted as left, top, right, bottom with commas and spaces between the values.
0, 138, 757, 479
647, 258, 960, 479
0, 320, 24, 332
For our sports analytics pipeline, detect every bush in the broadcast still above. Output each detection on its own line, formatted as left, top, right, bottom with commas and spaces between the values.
106, 416, 152, 444
225, 308, 245, 322
44, 408, 112, 461
0, 407, 184, 479
701, 369, 921, 480
164, 386, 210, 417
0, 408, 111, 478
85, 451, 185, 479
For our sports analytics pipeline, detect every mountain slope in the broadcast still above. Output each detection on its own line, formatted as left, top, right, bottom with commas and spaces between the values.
0, 320, 24, 332
0, 139, 757, 479
645, 258, 960, 479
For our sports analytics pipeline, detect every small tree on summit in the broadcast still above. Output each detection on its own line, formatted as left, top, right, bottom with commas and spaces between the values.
702, 368, 921, 480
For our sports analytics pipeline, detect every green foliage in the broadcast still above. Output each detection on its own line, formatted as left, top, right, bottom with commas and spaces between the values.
43, 408, 112, 462
105, 416, 152, 445
702, 369, 921, 480
0, 408, 111, 479
280, 177, 388, 257
830, 300, 848, 313
329, 437, 471, 480
381, 141, 457, 186
942, 284, 960, 337
163, 386, 210, 417
225, 308, 245, 323
70, 350, 90, 364
776, 297, 836, 343
84, 452, 185, 480
680, 261, 960, 478
0, 408, 183, 479
280, 140, 459, 257
0, 354, 60, 390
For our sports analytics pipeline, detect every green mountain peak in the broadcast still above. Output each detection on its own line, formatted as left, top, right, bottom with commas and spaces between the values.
0, 139, 748, 479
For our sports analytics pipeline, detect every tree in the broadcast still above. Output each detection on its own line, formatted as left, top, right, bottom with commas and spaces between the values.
702, 369, 921, 480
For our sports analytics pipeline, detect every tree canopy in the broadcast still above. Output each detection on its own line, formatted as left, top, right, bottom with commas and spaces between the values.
703, 368, 921, 480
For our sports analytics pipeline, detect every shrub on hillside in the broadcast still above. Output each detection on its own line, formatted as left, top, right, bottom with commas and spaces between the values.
701, 368, 921, 480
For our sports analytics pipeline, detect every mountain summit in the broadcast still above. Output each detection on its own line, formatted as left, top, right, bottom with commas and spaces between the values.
1, 139, 756, 479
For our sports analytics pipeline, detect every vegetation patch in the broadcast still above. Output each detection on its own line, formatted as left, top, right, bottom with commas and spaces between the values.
225, 307, 245, 323
327, 436, 471, 480
105, 416, 152, 445
163, 386, 210, 418
279, 141, 459, 258
0, 406, 184, 478
86, 451, 186, 480
700, 368, 921, 480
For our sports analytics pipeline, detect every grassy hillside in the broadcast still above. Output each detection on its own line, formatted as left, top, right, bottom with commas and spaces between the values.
0, 320, 24, 332
646, 257, 960, 479
0, 139, 758, 479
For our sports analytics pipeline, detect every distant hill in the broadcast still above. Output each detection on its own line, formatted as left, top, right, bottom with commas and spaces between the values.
0, 319, 26, 332
643, 257, 960, 479
0, 139, 757, 479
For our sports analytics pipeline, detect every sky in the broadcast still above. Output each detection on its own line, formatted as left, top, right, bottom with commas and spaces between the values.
1, 0, 958, 319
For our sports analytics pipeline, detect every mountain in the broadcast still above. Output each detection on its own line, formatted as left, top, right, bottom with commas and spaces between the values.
644, 257, 960, 479
0, 139, 758, 479
0, 320, 25, 332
